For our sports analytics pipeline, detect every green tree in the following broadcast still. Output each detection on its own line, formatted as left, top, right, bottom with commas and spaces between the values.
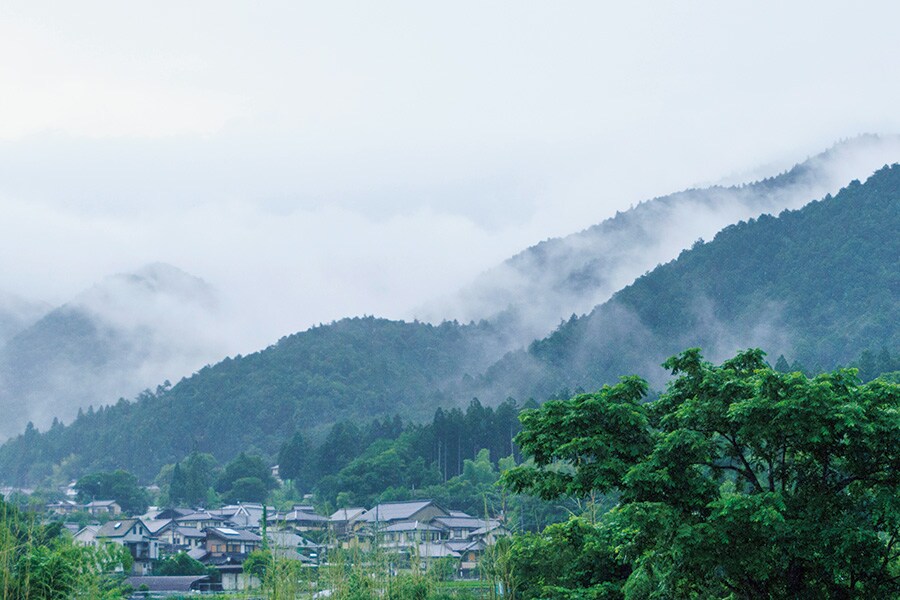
216, 453, 276, 498
155, 551, 209, 576
505, 348, 900, 599
76, 469, 150, 515
278, 431, 315, 492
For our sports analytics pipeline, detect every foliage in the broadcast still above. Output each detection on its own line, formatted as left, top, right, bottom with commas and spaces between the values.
506, 348, 900, 598
216, 452, 276, 503
0, 496, 130, 599
168, 452, 218, 506
75, 469, 149, 515
277, 431, 315, 492
154, 551, 208, 576
489, 165, 900, 401
0, 316, 509, 485
508, 517, 627, 600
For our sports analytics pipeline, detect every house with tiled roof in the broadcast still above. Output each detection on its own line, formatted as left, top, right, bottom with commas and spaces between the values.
361, 500, 450, 526
95, 519, 158, 575
329, 507, 368, 535
205, 527, 262, 558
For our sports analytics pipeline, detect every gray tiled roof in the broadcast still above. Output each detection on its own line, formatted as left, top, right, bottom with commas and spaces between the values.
382, 521, 443, 533
330, 507, 368, 521
361, 500, 445, 523
206, 527, 262, 542
432, 517, 499, 530
124, 576, 209, 592
96, 519, 139, 539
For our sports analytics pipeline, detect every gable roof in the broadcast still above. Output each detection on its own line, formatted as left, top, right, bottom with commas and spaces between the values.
268, 509, 329, 524
330, 507, 368, 522
85, 500, 119, 507
382, 520, 443, 533
96, 519, 141, 539
432, 517, 499, 530
142, 519, 174, 535
361, 500, 448, 523
124, 575, 209, 592
73, 525, 100, 539
206, 527, 262, 543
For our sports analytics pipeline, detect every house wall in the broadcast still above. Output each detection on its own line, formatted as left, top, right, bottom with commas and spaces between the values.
221, 572, 260, 591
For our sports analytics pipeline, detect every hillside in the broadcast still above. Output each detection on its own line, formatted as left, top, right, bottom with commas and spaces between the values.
1, 155, 897, 487
0, 292, 48, 348
480, 164, 900, 399
0, 316, 510, 483
0, 263, 223, 439
425, 134, 900, 343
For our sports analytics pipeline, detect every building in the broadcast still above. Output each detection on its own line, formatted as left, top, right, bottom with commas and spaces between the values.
95, 519, 159, 575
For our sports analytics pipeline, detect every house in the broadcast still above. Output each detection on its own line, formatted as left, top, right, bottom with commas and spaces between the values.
85, 500, 122, 517
445, 539, 486, 577
361, 500, 450, 527
175, 510, 227, 531
205, 527, 262, 557
431, 516, 500, 541
380, 521, 445, 551
265, 530, 321, 564
329, 507, 368, 535
469, 522, 510, 545
211, 503, 274, 528
124, 575, 215, 594
73, 525, 100, 547
267, 507, 329, 532
151, 520, 206, 553
95, 519, 159, 575
47, 500, 82, 515
213, 558, 260, 592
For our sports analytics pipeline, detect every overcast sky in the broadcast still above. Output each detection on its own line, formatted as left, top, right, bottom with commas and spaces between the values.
1, 1, 899, 350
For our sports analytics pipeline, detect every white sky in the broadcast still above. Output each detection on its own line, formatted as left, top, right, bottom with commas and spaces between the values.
1, 1, 899, 351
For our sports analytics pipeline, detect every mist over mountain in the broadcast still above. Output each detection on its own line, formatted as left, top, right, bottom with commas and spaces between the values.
0, 316, 515, 483
2, 161, 896, 486
0, 293, 49, 348
0, 263, 225, 439
424, 135, 900, 344
478, 164, 900, 400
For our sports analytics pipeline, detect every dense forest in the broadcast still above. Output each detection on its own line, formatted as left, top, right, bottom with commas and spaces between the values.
435, 134, 900, 341
482, 164, 900, 399
0, 317, 516, 484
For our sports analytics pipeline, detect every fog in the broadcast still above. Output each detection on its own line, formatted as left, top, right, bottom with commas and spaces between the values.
426, 135, 900, 344
1, 2, 899, 433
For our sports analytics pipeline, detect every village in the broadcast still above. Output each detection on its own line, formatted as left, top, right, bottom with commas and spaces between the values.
46, 495, 509, 594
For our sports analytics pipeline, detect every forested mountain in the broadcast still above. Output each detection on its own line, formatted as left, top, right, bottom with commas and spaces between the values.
479, 164, 900, 400
0, 317, 514, 483
1, 153, 897, 489
425, 134, 900, 343
0, 263, 223, 439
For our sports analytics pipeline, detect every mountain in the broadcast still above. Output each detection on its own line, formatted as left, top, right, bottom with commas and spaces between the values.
0, 316, 512, 483
0, 292, 49, 348
1, 147, 897, 487
3, 165, 897, 487
425, 134, 900, 343
478, 164, 900, 400
0, 263, 223, 439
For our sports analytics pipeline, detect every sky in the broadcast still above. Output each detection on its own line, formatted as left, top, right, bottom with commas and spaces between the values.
1, 1, 899, 352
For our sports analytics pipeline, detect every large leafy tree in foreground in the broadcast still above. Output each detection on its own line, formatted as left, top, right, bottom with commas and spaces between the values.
504, 349, 900, 599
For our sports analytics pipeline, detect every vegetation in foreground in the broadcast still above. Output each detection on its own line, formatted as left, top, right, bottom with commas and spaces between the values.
504, 348, 900, 599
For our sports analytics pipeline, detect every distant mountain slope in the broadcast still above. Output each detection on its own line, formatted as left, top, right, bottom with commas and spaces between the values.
479, 164, 900, 400
2, 145, 898, 487
0, 316, 511, 483
428, 134, 900, 343
0, 263, 223, 439
0, 293, 49, 348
